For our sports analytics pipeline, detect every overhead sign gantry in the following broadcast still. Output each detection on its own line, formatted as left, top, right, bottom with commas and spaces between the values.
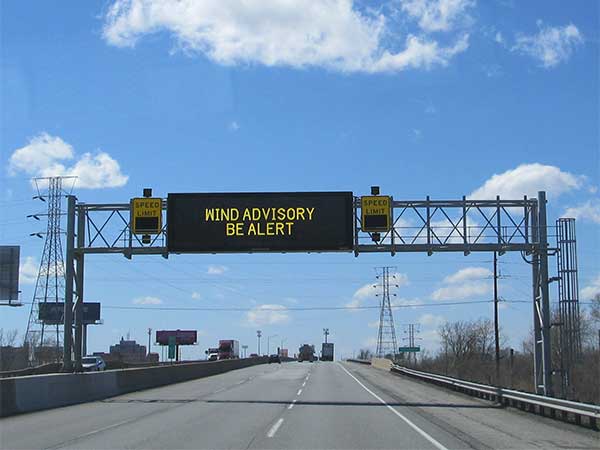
61, 188, 556, 397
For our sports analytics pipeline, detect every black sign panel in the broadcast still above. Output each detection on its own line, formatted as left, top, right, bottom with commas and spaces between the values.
38, 302, 101, 325
167, 192, 354, 253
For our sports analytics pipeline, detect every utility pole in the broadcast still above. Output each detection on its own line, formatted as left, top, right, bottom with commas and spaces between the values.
256, 330, 262, 355
147, 328, 152, 357
323, 328, 329, 343
494, 251, 500, 386
402, 324, 420, 365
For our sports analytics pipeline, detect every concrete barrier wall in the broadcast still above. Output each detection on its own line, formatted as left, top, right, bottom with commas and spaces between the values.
1, 357, 268, 417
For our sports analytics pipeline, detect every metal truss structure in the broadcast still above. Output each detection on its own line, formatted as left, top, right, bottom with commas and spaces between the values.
62, 192, 558, 397
555, 218, 582, 396
24, 177, 71, 364
375, 267, 398, 359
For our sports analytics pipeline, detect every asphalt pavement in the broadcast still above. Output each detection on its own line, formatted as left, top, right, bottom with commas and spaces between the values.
1, 361, 597, 449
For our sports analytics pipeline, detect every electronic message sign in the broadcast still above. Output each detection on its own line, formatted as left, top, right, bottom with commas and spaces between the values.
167, 192, 354, 253
38, 302, 101, 325
361, 195, 391, 232
131, 197, 163, 234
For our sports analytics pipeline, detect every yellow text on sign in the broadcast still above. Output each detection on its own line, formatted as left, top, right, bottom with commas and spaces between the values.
361, 196, 391, 215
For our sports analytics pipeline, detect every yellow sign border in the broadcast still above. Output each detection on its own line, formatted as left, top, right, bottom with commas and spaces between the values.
131, 197, 163, 234
361, 195, 391, 232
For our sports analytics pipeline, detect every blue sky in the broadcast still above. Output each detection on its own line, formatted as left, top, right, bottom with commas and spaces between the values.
1, 0, 598, 360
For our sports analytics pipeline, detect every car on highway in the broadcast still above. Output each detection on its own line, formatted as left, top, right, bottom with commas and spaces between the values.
268, 354, 281, 364
81, 356, 106, 372
207, 352, 219, 361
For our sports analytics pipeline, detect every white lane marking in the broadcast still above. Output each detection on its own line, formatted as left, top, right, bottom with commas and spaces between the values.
267, 418, 284, 438
288, 399, 297, 410
302, 381, 306, 387
338, 363, 448, 450
297, 389, 302, 396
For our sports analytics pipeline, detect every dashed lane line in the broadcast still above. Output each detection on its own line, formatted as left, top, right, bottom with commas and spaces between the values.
267, 418, 284, 438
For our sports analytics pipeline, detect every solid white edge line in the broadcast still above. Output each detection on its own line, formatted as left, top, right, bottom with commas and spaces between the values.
337, 363, 448, 450
297, 389, 303, 396
267, 418, 284, 438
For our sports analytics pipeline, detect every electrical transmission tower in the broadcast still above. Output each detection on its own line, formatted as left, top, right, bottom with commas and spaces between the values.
24, 177, 73, 364
375, 266, 398, 360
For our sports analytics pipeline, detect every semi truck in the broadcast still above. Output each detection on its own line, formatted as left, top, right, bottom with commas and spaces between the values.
298, 344, 315, 362
218, 340, 240, 359
321, 342, 334, 361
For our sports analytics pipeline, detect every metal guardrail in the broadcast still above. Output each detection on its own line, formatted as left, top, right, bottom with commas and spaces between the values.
346, 359, 371, 365
390, 364, 599, 429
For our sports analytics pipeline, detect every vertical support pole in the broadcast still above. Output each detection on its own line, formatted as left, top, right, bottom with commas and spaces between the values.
494, 251, 500, 386
73, 205, 85, 371
538, 191, 553, 396
496, 195, 502, 246
354, 197, 359, 257
531, 199, 543, 393
426, 196, 431, 253
63, 195, 76, 372
82, 325, 87, 357
462, 196, 469, 255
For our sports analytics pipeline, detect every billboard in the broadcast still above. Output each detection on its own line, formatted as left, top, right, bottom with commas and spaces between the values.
38, 302, 101, 325
0, 246, 19, 301
167, 192, 354, 253
156, 330, 197, 346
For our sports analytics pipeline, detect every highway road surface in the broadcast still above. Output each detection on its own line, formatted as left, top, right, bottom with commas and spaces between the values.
1, 361, 598, 449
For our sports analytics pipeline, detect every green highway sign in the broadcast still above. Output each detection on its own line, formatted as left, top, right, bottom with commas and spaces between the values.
398, 346, 420, 353
168, 336, 176, 359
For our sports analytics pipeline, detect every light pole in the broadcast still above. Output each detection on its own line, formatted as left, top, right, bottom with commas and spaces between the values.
323, 328, 329, 343
257, 330, 262, 355
267, 334, 278, 356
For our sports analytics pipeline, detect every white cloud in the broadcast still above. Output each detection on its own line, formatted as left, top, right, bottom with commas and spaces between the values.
581, 275, 600, 300
431, 282, 488, 300
246, 304, 290, 326
418, 313, 446, 327
469, 163, 586, 200
207, 265, 228, 275
102, 0, 469, 73
512, 22, 583, 68
191, 291, 201, 300
494, 31, 504, 44
400, 0, 475, 32
133, 296, 163, 304
8, 133, 128, 189
352, 272, 409, 301
443, 266, 491, 284
19, 256, 38, 284
229, 121, 240, 132
368, 320, 380, 328
431, 266, 491, 300
563, 200, 600, 224
345, 297, 364, 313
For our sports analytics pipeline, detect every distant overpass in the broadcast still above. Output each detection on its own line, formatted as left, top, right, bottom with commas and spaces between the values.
1, 361, 597, 449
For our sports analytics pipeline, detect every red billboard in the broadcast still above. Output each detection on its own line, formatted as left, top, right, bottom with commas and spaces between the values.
156, 330, 197, 345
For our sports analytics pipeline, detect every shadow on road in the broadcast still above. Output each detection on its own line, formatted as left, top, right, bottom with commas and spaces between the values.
102, 398, 499, 409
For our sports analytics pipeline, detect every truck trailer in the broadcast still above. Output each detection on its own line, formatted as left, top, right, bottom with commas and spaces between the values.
298, 344, 315, 362
321, 342, 334, 361
218, 340, 240, 359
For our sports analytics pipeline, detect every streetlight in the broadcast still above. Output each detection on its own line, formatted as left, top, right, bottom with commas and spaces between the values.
257, 330, 262, 355
323, 328, 329, 343
267, 334, 278, 356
